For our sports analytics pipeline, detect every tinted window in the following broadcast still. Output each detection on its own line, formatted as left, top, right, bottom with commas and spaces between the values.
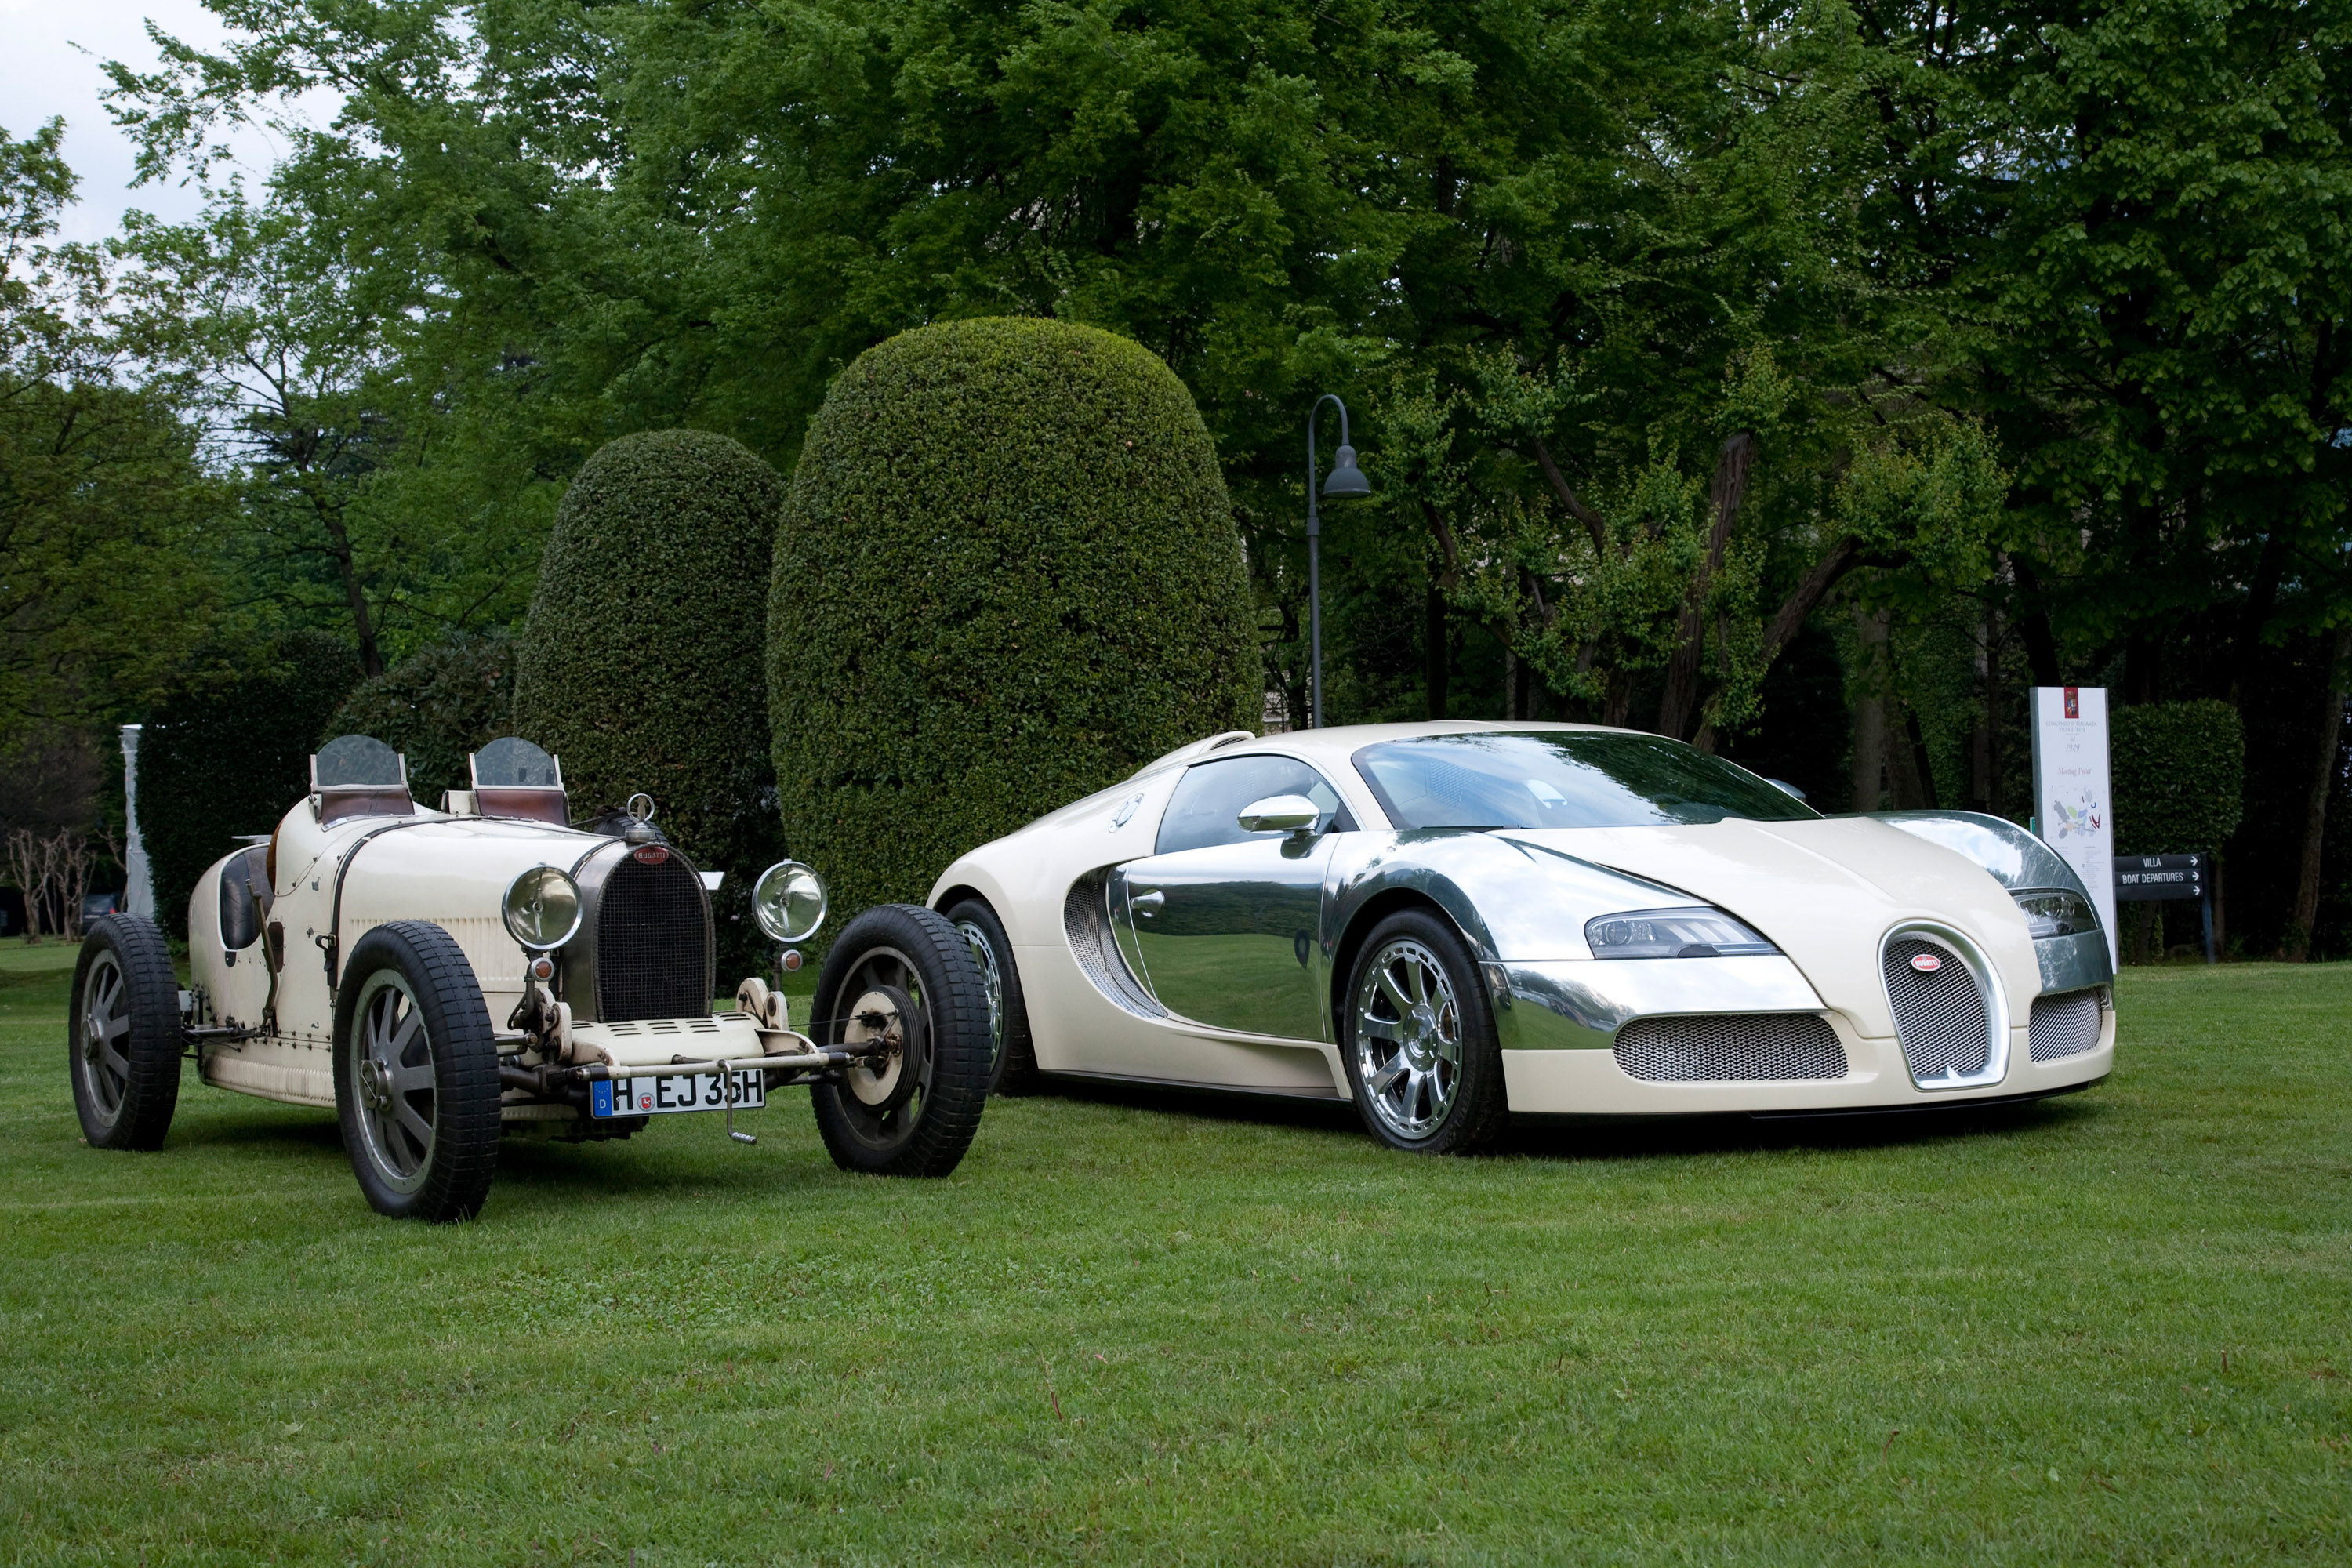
1353, 731, 1818, 830
1155, 755, 1354, 855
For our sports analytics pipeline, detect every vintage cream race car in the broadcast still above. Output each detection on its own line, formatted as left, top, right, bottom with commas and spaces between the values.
70, 735, 992, 1219
932, 721, 2115, 1153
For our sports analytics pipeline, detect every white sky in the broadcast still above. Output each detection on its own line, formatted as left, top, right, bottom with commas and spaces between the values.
0, 0, 317, 245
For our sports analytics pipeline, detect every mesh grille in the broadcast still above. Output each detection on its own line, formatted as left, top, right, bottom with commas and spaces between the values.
596, 854, 712, 1022
2029, 989, 2103, 1062
1062, 869, 1165, 1018
1882, 935, 1991, 1080
1613, 1013, 1847, 1083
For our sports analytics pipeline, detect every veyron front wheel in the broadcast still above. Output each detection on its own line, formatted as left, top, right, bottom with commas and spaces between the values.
332, 922, 501, 1221
945, 897, 1037, 1094
69, 914, 183, 1151
1341, 909, 1508, 1154
810, 905, 990, 1176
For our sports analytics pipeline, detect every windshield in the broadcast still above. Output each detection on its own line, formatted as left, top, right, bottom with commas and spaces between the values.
313, 734, 405, 789
473, 736, 561, 789
1352, 731, 1819, 830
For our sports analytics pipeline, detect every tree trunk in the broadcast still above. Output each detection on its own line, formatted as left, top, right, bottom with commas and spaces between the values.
1655, 431, 1755, 739
1425, 585, 1449, 721
2009, 557, 2062, 687
2284, 622, 2352, 960
1851, 605, 1892, 811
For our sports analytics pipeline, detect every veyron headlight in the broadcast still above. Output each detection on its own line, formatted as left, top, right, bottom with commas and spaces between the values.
502, 865, 583, 950
752, 860, 828, 944
2012, 887, 2096, 940
1584, 907, 1778, 959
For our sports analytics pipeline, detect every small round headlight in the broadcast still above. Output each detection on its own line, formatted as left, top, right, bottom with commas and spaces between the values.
752, 860, 827, 944
502, 865, 582, 951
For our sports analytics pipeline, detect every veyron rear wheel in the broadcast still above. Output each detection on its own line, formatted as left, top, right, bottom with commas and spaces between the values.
69, 915, 183, 1151
332, 922, 501, 1221
810, 905, 989, 1176
1341, 909, 1508, 1155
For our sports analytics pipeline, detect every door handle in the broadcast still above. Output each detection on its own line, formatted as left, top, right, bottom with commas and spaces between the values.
1131, 891, 1165, 917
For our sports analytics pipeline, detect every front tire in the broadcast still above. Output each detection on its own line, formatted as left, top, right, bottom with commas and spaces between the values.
1340, 909, 1508, 1154
332, 921, 502, 1221
810, 905, 990, 1176
945, 897, 1038, 1095
70, 915, 183, 1150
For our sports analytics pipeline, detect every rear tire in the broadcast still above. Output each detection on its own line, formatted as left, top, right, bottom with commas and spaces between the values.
1339, 909, 1508, 1155
945, 897, 1038, 1095
810, 905, 990, 1176
332, 921, 502, 1221
70, 915, 183, 1151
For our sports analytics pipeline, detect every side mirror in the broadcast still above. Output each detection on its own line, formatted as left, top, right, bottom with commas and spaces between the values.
1236, 794, 1322, 834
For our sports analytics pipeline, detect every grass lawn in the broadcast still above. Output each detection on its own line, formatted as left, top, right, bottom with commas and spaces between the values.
2, 938, 2347, 1565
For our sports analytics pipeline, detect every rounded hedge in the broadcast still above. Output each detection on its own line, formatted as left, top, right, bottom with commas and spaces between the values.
2113, 699, 2246, 855
513, 429, 787, 975
326, 629, 514, 802
140, 630, 360, 938
768, 318, 1259, 922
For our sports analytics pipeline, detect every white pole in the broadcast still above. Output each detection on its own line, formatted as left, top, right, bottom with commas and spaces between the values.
2029, 687, 2118, 968
121, 724, 154, 919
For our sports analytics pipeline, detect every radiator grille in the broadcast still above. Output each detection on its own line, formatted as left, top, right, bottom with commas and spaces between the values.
1882, 935, 1991, 1081
2029, 988, 2104, 1062
1613, 1013, 1848, 1083
1062, 869, 1165, 1018
595, 854, 712, 1022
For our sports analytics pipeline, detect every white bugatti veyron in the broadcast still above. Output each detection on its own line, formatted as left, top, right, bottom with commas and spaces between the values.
931, 721, 2114, 1152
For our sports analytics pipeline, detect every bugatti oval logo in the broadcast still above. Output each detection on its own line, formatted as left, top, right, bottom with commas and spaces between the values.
631, 844, 670, 866
1910, 953, 1943, 973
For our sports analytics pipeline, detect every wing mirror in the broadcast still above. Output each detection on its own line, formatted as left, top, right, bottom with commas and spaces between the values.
1236, 794, 1322, 835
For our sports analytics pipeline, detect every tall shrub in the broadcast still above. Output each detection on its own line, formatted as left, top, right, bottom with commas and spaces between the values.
2112, 699, 2247, 855
513, 430, 786, 975
327, 630, 514, 800
769, 318, 1259, 920
140, 630, 360, 937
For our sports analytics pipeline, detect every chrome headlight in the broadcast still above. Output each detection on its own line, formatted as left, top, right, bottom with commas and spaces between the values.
752, 860, 828, 944
2012, 887, 2096, 940
502, 865, 582, 950
1585, 906, 1778, 959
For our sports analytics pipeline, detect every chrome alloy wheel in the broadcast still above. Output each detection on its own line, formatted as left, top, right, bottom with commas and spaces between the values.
955, 919, 1005, 1080
1351, 938, 1463, 1142
77, 950, 132, 1121
350, 971, 437, 1195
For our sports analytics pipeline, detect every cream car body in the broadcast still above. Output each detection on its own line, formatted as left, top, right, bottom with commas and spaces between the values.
929, 721, 2114, 1135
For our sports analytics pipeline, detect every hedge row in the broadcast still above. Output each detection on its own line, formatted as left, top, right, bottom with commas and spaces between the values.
766, 318, 1259, 923
513, 429, 788, 976
2112, 699, 2246, 855
139, 630, 360, 938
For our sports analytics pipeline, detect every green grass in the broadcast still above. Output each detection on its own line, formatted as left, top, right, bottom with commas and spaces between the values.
2, 936, 2347, 1565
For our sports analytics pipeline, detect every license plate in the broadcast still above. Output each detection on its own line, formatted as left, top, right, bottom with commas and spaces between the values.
590, 1069, 766, 1119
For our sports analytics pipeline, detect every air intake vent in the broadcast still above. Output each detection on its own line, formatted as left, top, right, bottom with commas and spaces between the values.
1062, 869, 1165, 1019
1613, 1013, 1847, 1083
595, 853, 713, 1022
2029, 989, 2103, 1062
1882, 933, 1994, 1083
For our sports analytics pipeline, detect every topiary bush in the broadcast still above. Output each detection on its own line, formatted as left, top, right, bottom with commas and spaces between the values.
325, 630, 514, 802
768, 317, 1260, 923
140, 630, 361, 938
513, 429, 786, 977
2113, 699, 2246, 855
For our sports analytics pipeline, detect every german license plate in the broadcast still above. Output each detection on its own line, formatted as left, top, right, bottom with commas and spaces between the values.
590, 1069, 766, 1119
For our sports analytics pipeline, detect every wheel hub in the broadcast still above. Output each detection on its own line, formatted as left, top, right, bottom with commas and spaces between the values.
842, 985, 911, 1108
359, 1058, 394, 1111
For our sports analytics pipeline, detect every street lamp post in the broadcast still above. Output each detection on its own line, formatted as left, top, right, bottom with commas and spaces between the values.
1305, 394, 1370, 728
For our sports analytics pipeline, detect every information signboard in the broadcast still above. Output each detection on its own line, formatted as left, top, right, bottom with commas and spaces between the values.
2031, 685, 2118, 967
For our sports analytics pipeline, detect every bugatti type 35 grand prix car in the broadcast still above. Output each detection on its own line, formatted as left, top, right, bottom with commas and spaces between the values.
933, 722, 2114, 1153
71, 735, 993, 1218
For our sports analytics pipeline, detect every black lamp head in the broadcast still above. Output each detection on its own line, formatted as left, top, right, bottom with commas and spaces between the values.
1322, 445, 1372, 500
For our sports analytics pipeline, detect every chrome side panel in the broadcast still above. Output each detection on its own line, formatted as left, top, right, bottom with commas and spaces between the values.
1483, 956, 1828, 1051
1323, 830, 1685, 965
1871, 811, 2092, 898
2034, 929, 2115, 993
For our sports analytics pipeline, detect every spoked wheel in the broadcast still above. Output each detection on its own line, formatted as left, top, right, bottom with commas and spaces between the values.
1341, 909, 1507, 1154
811, 905, 990, 1176
332, 922, 501, 1221
69, 914, 183, 1150
946, 897, 1037, 1094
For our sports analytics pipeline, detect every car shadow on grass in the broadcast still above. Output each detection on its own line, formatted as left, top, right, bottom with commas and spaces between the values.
1024, 1073, 2107, 1163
